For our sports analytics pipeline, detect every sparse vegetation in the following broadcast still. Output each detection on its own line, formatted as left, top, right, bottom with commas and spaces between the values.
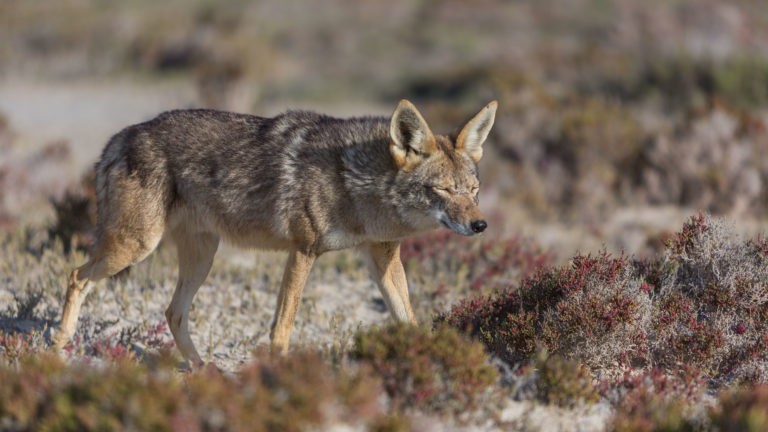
4, 0, 768, 429
534, 349, 600, 408
710, 384, 768, 432
401, 230, 553, 307
3, 214, 765, 428
442, 214, 768, 387
351, 323, 498, 416
438, 214, 768, 427
0, 349, 391, 432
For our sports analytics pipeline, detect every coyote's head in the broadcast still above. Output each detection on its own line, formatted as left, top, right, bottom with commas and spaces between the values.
389, 99, 497, 236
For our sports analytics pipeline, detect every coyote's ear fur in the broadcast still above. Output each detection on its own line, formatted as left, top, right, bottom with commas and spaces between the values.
456, 101, 497, 163
389, 100, 436, 169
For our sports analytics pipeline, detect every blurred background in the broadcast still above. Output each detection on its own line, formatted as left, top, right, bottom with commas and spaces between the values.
2, 0, 768, 260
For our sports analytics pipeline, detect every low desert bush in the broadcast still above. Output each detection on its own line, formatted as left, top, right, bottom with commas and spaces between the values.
401, 230, 552, 297
710, 384, 768, 432
441, 213, 768, 386
489, 90, 652, 219
534, 349, 599, 408
438, 250, 650, 369
606, 368, 705, 432
486, 57, 768, 221
651, 214, 768, 382
637, 107, 768, 216
48, 170, 97, 253
587, 55, 768, 111
0, 349, 389, 432
350, 323, 498, 415
541, 97, 648, 214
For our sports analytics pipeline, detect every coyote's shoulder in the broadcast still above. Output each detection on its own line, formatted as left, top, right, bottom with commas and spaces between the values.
55, 100, 498, 366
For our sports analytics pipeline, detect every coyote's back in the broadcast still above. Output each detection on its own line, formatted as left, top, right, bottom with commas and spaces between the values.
54, 100, 498, 367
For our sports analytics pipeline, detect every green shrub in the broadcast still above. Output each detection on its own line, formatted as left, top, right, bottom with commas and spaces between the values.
350, 323, 497, 415
710, 385, 768, 432
0, 349, 387, 432
534, 349, 599, 408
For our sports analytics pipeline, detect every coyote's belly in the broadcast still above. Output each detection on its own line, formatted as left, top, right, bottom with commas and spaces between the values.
165, 189, 293, 251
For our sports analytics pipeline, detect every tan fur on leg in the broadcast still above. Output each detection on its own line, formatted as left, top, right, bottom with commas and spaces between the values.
366, 241, 417, 324
53, 267, 93, 350
165, 229, 219, 368
270, 247, 316, 354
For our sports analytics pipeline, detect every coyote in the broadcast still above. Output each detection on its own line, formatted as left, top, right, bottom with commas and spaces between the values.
53, 99, 497, 366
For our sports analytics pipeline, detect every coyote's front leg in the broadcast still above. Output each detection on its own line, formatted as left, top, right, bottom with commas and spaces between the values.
366, 241, 417, 324
270, 246, 316, 354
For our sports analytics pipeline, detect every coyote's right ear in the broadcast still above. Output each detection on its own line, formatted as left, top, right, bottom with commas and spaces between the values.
390, 100, 436, 169
456, 101, 497, 163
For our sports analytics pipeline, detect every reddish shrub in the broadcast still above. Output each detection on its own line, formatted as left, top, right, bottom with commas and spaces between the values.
441, 214, 768, 388
651, 214, 768, 382
401, 230, 552, 295
439, 251, 650, 367
664, 211, 709, 256
606, 368, 705, 432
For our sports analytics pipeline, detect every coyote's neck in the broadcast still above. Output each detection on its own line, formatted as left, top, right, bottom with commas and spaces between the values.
339, 139, 438, 242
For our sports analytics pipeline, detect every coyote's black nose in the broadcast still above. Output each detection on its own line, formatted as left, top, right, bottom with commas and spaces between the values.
471, 220, 487, 233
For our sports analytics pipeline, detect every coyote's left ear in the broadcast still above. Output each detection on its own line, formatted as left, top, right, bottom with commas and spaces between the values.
390, 100, 436, 169
456, 101, 497, 163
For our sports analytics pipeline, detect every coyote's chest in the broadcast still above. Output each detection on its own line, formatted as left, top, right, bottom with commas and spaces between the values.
319, 228, 366, 251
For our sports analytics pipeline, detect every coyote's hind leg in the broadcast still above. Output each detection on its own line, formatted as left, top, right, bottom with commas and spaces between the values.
53, 231, 162, 351
165, 229, 219, 368
53, 258, 107, 351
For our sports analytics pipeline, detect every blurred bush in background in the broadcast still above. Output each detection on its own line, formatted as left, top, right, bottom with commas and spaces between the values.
3, 0, 768, 228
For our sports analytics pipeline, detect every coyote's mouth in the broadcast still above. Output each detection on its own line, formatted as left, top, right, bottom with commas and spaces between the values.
437, 213, 476, 236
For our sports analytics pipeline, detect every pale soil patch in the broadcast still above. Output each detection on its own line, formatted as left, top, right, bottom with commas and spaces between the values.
0, 77, 198, 174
